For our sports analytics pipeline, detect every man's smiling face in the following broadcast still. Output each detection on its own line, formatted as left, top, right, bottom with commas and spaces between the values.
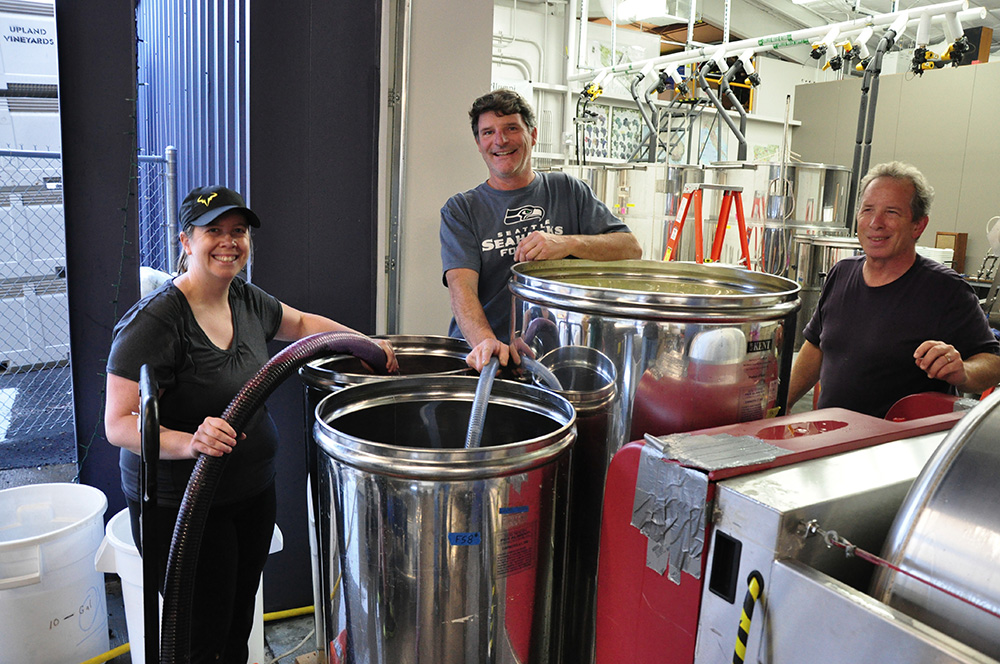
475, 110, 537, 190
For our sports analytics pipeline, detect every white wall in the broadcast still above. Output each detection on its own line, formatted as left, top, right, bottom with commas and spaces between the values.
394, 0, 494, 335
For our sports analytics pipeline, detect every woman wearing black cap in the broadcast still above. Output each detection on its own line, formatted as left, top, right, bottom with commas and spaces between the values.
103, 185, 397, 663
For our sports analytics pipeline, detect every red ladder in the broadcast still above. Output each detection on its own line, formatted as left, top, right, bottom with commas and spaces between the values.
662, 182, 752, 268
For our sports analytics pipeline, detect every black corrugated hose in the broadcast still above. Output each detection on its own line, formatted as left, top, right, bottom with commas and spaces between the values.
159, 332, 389, 664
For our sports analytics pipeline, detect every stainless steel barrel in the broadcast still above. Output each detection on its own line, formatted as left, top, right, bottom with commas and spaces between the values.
510, 259, 799, 662
299, 335, 472, 661
759, 162, 852, 227
511, 259, 800, 442
871, 390, 1000, 658
314, 376, 576, 664
531, 346, 616, 664
300, 335, 471, 393
794, 236, 862, 348
706, 162, 852, 278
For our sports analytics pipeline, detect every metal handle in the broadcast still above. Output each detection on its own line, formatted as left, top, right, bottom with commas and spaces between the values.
139, 364, 160, 664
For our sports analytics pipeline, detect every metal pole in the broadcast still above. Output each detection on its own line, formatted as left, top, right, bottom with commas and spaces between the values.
386, 0, 413, 334
164, 146, 178, 273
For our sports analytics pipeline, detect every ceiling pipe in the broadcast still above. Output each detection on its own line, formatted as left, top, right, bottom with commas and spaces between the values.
696, 52, 748, 162
569, 0, 970, 81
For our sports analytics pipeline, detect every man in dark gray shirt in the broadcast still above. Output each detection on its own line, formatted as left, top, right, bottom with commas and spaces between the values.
788, 161, 1000, 416
440, 89, 641, 371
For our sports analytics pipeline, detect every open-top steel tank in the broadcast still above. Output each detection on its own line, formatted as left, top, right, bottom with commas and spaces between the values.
509, 259, 799, 662
707, 162, 852, 278
871, 390, 1000, 658
299, 335, 472, 662
793, 236, 862, 348
313, 376, 576, 664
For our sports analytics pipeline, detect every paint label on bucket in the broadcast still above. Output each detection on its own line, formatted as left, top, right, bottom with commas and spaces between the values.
496, 521, 537, 577
448, 532, 482, 546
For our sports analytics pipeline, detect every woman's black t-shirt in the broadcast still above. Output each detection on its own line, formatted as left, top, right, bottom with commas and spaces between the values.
107, 277, 283, 506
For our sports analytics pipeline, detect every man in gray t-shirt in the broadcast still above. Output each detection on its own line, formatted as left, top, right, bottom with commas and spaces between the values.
440, 89, 641, 371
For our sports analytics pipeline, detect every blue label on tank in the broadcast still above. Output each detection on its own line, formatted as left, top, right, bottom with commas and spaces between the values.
499, 505, 529, 515
448, 532, 482, 546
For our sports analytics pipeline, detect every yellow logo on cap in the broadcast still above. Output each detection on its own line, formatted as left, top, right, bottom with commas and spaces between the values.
197, 193, 218, 207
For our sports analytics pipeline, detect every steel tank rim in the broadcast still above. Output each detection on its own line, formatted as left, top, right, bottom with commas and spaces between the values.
761, 161, 852, 173
313, 375, 577, 480
298, 334, 472, 390
510, 259, 801, 322
532, 345, 618, 411
810, 237, 861, 248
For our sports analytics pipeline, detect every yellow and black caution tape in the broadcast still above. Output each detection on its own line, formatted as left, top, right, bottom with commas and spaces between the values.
733, 570, 764, 664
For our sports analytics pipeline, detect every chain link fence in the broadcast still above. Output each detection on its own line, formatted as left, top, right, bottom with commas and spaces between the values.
138, 147, 177, 274
0, 149, 74, 468
0, 148, 176, 470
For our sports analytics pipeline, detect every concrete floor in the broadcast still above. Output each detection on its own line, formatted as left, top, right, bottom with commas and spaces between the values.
104, 577, 317, 664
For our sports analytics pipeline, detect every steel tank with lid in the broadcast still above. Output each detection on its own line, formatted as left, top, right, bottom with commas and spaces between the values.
793, 236, 862, 348
706, 162, 852, 277
510, 260, 800, 443
557, 163, 704, 261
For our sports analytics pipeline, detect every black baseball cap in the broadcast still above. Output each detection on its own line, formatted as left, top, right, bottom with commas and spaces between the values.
179, 185, 261, 228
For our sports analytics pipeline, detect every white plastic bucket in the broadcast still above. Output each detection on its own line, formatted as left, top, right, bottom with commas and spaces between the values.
95, 508, 284, 664
0, 482, 109, 664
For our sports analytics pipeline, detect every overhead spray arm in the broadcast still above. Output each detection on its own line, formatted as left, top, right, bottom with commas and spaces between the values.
720, 57, 750, 161
569, 1, 972, 85
944, 11, 965, 42
738, 49, 761, 86
853, 26, 874, 61
697, 59, 748, 162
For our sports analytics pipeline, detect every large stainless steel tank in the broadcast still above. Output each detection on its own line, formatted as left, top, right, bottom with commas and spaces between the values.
759, 162, 852, 228
510, 260, 799, 662
299, 335, 472, 661
313, 376, 576, 664
511, 259, 800, 444
558, 163, 704, 261
793, 236, 862, 348
871, 390, 1000, 658
706, 162, 852, 277
554, 165, 612, 204
531, 346, 616, 664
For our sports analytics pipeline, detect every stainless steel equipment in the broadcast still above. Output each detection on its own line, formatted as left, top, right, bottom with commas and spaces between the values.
873, 390, 1000, 659
532, 346, 617, 664
706, 162, 852, 277
759, 161, 852, 228
313, 376, 576, 664
510, 259, 798, 663
299, 335, 472, 392
299, 335, 472, 661
793, 236, 862, 347
557, 163, 704, 260
594, 401, 996, 663
555, 165, 612, 204
510, 259, 800, 444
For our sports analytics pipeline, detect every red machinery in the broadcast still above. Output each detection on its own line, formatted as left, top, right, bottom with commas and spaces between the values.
594, 397, 974, 664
